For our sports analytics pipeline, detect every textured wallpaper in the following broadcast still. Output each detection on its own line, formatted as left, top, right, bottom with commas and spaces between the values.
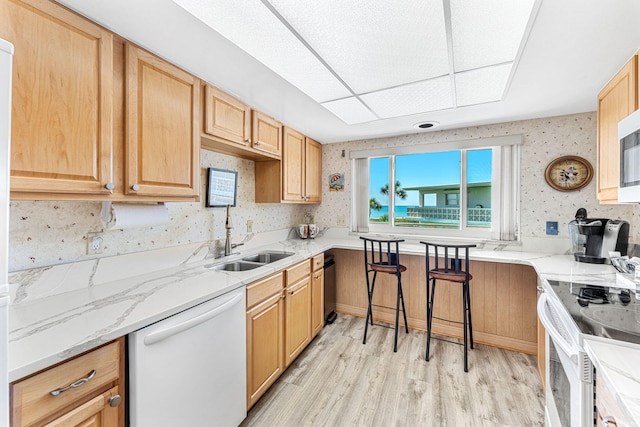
315, 112, 638, 244
9, 112, 638, 271
9, 150, 310, 271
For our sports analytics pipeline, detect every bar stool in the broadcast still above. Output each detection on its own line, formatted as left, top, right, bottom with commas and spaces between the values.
360, 237, 409, 352
421, 241, 476, 372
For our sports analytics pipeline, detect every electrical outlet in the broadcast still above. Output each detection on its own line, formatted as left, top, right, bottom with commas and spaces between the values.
337, 215, 346, 227
247, 219, 253, 233
87, 232, 104, 255
546, 221, 558, 235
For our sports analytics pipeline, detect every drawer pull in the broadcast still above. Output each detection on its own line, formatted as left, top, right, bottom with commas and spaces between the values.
49, 370, 96, 396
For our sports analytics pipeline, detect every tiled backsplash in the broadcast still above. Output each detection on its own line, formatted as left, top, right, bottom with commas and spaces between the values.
9, 111, 639, 271
316, 112, 638, 246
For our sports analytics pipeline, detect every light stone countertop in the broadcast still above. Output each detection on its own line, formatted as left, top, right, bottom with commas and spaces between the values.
7, 227, 640, 422
584, 338, 640, 424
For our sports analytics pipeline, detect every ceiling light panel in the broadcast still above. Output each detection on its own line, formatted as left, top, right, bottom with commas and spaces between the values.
450, 0, 536, 72
172, 0, 351, 102
360, 76, 453, 119
266, 0, 449, 95
321, 97, 378, 125
455, 63, 512, 107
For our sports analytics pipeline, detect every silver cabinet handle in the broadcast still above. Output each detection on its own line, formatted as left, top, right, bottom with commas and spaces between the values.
603, 416, 617, 426
253, 140, 258, 145
50, 370, 96, 396
314, 274, 320, 279
109, 394, 122, 407
131, 184, 140, 192
104, 182, 115, 190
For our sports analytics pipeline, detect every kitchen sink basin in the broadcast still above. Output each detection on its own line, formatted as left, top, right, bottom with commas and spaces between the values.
242, 251, 294, 264
212, 261, 264, 272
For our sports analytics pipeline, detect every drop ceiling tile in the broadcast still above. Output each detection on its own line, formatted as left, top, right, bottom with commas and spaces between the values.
455, 63, 512, 107
321, 97, 378, 125
267, 0, 449, 94
360, 77, 453, 119
173, 0, 351, 102
450, 0, 536, 72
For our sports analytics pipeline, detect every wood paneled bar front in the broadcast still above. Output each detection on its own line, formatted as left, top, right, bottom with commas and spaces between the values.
332, 249, 538, 354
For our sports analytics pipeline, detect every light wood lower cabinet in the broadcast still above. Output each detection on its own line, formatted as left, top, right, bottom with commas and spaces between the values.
311, 254, 325, 338
332, 249, 538, 354
246, 275, 285, 410
596, 371, 633, 426
284, 261, 312, 367
246, 257, 324, 409
11, 338, 124, 427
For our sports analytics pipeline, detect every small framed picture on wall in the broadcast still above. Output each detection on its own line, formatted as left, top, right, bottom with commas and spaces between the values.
206, 168, 238, 207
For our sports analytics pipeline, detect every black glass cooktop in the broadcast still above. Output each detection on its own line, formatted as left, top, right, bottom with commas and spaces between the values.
547, 280, 640, 345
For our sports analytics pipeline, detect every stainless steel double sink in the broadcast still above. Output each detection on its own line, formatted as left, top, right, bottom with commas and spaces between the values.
209, 251, 294, 272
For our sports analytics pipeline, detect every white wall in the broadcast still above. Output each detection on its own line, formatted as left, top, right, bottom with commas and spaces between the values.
316, 112, 639, 248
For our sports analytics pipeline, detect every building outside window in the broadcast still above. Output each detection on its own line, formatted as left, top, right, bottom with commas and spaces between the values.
352, 135, 521, 241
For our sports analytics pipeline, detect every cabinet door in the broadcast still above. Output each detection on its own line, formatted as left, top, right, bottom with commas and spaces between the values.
285, 277, 311, 366
252, 111, 282, 157
125, 44, 200, 198
204, 84, 251, 147
246, 293, 284, 409
597, 55, 638, 204
44, 386, 120, 427
311, 268, 324, 338
282, 126, 306, 202
2, 0, 114, 196
305, 138, 322, 203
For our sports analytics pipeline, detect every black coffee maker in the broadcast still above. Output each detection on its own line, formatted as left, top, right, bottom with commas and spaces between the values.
568, 208, 629, 264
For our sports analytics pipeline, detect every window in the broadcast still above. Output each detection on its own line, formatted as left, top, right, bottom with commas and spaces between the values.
351, 135, 520, 240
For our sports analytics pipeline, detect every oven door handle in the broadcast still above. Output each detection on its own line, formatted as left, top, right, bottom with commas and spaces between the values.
537, 293, 578, 363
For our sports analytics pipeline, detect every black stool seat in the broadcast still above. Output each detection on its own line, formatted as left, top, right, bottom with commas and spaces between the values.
360, 237, 408, 352
421, 241, 476, 372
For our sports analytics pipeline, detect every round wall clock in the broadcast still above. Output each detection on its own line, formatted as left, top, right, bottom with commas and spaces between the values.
544, 155, 594, 192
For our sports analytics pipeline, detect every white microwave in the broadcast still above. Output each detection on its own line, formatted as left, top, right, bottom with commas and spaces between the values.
619, 108, 640, 203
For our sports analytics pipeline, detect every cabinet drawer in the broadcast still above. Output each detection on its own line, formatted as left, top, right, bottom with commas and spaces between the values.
12, 340, 120, 427
247, 272, 284, 309
286, 260, 311, 287
312, 254, 324, 271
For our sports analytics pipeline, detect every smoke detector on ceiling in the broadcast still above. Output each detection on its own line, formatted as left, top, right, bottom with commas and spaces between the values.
413, 121, 439, 130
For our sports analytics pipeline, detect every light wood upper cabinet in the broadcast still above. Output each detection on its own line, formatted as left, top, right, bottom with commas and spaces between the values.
252, 111, 282, 157
125, 44, 200, 198
203, 84, 251, 147
305, 138, 322, 203
281, 127, 322, 204
282, 127, 306, 202
1, 0, 114, 196
597, 53, 638, 204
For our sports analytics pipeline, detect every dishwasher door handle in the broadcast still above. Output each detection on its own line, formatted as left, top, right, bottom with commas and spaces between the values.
143, 291, 243, 346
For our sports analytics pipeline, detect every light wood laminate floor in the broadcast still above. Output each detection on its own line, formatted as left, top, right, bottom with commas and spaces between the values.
241, 314, 545, 426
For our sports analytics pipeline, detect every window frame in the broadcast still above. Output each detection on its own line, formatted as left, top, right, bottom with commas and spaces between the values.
351, 135, 521, 241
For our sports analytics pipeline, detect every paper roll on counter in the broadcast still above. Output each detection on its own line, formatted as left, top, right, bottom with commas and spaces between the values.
101, 203, 169, 230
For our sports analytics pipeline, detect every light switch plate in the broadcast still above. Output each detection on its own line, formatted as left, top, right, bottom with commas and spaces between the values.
546, 221, 558, 235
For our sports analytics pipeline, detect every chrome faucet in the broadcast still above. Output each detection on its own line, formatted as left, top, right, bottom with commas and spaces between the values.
224, 205, 232, 256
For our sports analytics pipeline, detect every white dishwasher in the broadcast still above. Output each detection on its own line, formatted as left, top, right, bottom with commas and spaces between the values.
128, 286, 246, 427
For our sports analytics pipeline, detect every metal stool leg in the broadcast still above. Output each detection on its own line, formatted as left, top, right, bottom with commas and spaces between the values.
466, 280, 474, 349
398, 275, 409, 333
426, 277, 436, 361
463, 281, 469, 372
394, 279, 401, 352
363, 271, 377, 345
